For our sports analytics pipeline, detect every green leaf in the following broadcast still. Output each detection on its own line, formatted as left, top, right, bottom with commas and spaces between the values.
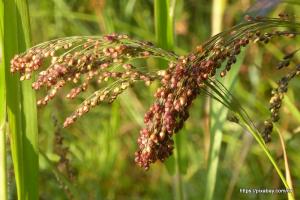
2, 0, 39, 199
0, 1, 8, 199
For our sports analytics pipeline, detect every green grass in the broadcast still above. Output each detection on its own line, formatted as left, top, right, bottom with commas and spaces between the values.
154, 1, 185, 200
205, 52, 243, 200
0, 1, 7, 199
1, 0, 38, 199
2, 1, 300, 199
204, 74, 294, 200
205, 1, 297, 200
205, 1, 228, 200
154, 0, 175, 50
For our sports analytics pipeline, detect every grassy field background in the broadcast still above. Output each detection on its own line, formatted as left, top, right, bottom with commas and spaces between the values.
1, 0, 300, 200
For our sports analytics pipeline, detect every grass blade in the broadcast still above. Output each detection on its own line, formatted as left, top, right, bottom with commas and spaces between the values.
3, 1, 25, 197
0, 126, 7, 200
239, 118, 292, 197
0, 2, 8, 198
154, 0, 175, 50
154, 1, 184, 200
205, 56, 242, 200
276, 127, 295, 200
205, 76, 294, 200
205, 1, 228, 200
3, 0, 39, 199
17, 1, 39, 199
224, 133, 253, 200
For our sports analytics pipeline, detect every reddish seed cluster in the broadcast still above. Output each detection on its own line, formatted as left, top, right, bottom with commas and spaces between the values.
10, 34, 160, 127
262, 61, 300, 142
135, 34, 254, 169
10, 17, 300, 170
260, 47, 300, 143
135, 57, 200, 169
135, 21, 300, 169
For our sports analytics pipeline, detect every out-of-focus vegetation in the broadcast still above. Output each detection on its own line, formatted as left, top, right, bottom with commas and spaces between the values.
2, 0, 300, 199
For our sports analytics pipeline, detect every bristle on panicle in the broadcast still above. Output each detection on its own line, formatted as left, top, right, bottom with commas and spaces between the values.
10, 16, 300, 169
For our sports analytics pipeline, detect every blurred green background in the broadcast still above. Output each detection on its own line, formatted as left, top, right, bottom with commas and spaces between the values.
8, 0, 299, 199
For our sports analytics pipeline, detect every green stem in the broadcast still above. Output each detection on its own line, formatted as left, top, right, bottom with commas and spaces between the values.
154, 0, 175, 50
154, 1, 183, 199
205, 1, 228, 200
174, 136, 184, 200
3, 0, 39, 199
0, 125, 7, 200
0, 0, 7, 198
206, 70, 293, 200
240, 119, 291, 192
275, 127, 294, 200
240, 118, 294, 200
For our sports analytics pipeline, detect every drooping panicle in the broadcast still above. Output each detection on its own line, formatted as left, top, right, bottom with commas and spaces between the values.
10, 34, 175, 127
10, 17, 300, 170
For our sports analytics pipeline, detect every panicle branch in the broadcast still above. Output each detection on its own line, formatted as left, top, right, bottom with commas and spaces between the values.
10, 34, 177, 127
262, 50, 300, 142
135, 16, 300, 169
10, 16, 300, 170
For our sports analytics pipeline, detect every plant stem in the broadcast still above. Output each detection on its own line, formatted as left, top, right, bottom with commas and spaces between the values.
205, 72, 293, 200
174, 136, 184, 200
154, 0, 175, 50
0, 0, 7, 198
3, 0, 39, 199
276, 127, 294, 200
240, 118, 292, 193
154, 1, 183, 200
0, 126, 7, 200
205, 1, 227, 200
211, 0, 227, 35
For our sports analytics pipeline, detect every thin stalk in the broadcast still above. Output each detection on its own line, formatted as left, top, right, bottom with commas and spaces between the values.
206, 75, 293, 200
211, 0, 227, 35
276, 126, 294, 200
174, 134, 184, 200
154, 1, 183, 200
4, 0, 39, 199
154, 0, 174, 50
39, 151, 79, 198
205, 1, 228, 200
0, 1, 8, 199
239, 118, 292, 193
0, 125, 7, 200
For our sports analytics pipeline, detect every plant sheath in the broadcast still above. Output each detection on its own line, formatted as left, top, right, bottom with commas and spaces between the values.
3, 0, 39, 199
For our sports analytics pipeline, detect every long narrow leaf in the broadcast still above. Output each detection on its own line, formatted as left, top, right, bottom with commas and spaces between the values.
205, 1, 228, 200
154, 0, 174, 50
154, 1, 184, 200
276, 127, 295, 200
17, 1, 39, 199
0, 1, 8, 199
4, 0, 39, 199
4, 1, 25, 198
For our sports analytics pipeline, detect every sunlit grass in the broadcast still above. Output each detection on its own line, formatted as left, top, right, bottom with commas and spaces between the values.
2, 1, 300, 200
1, 0, 38, 199
0, 2, 7, 199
